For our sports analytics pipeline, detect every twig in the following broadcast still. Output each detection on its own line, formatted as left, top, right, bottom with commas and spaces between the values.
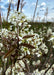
32, 0, 38, 22
44, 60, 54, 75
17, 0, 20, 11
20, 0, 26, 13
7, 0, 13, 21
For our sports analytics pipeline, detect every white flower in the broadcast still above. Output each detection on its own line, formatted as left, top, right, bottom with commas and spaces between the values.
46, 63, 50, 68
15, 63, 21, 69
36, 52, 41, 57
0, 43, 3, 48
9, 25, 12, 30
5, 67, 11, 75
12, 66, 15, 72
44, 49, 48, 54
26, 59, 30, 64
32, 61, 36, 66
32, 69, 40, 75
19, 60, 25, 68
28, 24, 31, 27
53, 46, 54, 48
27, 50, 30, 55
40, 70, 45, 75
39, 43, 48, 54
52, 64, 54, 68
2, 56, 7, 63
17, 72, 25, 75
0, 67, 3, 74
48, 37, 54, 41
30, 30, 34, 34
36, 60, 41, 65
19, 36, 23, 40
18, 23, 22, 26
47, 28, 52, 36
1, 28, 9, 38
32, 60, 40, 66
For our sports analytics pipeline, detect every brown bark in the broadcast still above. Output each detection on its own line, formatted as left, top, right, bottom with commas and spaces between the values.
17, 0, 20, 11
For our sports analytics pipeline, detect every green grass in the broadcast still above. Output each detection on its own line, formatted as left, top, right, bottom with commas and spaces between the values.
29, 22, 54, 32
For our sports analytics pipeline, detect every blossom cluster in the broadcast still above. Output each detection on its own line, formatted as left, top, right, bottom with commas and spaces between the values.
0, 11, 54, 75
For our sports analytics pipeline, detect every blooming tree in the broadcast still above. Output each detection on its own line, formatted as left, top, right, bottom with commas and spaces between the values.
0, 11, 54, 75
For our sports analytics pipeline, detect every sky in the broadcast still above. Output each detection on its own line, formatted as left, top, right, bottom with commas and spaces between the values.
0, 0, 54, 22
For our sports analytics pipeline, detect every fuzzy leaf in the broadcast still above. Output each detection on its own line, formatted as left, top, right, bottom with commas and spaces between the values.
4, 48, 14, 58
23, 35, 35, 39
19, 43, 35, 49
